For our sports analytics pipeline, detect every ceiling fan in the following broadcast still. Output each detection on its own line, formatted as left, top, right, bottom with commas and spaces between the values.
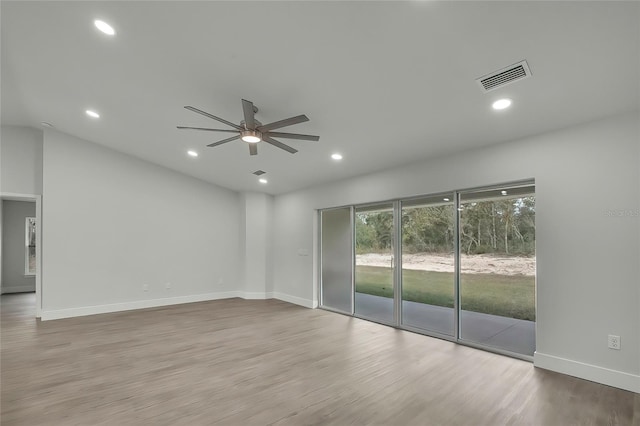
177, 99, 319, 156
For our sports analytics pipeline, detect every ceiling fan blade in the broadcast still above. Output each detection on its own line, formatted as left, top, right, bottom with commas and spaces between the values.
177, 126, 238, 133
263, 136, 298, 154
242, 99, 255, 130
257, 115, 309, 132
266, 131, 319, 141
249, 143, 258, 156
184, 106, 243, 130
207, 135, 240, 147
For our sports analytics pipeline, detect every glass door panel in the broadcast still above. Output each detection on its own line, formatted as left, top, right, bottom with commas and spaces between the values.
354, 204, 394, 323
400, 196, 455, 336
458, 185, 536, 356
320, 208, 353, 313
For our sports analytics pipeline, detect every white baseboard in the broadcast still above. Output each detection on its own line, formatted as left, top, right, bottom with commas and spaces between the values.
40, 289, 318, 321
272, 292, 315, 308
534, 352, 640, 393
40, 291, 241, 321
240, 291, 275, 300
1, 285, 36, 294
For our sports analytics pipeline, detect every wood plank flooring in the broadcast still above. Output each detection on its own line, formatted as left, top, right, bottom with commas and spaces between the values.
1, 293, 638, 425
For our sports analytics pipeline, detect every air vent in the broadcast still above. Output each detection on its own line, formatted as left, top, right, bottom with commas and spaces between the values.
476, 60, 531, 92
253, 170, 266, 176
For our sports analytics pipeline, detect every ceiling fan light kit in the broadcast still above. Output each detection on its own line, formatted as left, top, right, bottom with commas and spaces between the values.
178, 99, 319, 156
241, 130, 262, 143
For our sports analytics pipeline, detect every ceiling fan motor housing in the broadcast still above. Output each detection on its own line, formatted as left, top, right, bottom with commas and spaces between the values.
240, 119, 262, 129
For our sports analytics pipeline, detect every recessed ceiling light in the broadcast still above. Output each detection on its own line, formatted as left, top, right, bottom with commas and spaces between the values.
40, 122, 54, 128
331, 153, 343, 160
85, 110, 100, 118
492, 99, 512, 110
501, 190, 508, 195
187, 150, 198, 157
443, 198, 450, 202
259, 178, 268, 184
94, 20, 116, 36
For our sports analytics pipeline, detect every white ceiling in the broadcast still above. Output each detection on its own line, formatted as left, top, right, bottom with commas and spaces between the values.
2, 1, 638, 195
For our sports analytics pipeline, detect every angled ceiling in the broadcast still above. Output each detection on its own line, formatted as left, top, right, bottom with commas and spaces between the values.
2, 1, 638, 195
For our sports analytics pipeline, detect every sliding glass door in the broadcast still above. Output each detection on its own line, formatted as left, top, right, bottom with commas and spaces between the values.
400, 196, 455, 336
354, 204, 394, 324
319, 181, 536, 358
458, 185, 536, 355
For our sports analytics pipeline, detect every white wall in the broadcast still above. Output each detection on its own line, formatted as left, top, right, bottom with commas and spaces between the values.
0, 126, 43, 194
1, 200, 36, 293
272, 112, 640, 392
41, 129, 242, 318
240, 192, 274, 297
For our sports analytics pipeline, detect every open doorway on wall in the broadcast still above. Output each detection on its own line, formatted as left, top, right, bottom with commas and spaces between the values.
0, 193, 42, 318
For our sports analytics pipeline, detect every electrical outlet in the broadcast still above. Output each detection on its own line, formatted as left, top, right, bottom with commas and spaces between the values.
165, 282, 171, 289
608, 334, 621, 350
143, 284, 149, 292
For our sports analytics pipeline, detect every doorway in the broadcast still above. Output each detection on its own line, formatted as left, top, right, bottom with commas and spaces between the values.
0, 193, 42, 317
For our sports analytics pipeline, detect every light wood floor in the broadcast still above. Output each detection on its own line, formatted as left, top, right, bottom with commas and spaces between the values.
1, 293, 638, 425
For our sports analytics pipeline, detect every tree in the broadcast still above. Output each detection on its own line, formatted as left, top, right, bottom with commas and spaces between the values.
355, 214, 376, 252
402, 205, 454, 253
357, 196, 535, 256
460, 196, 535, 256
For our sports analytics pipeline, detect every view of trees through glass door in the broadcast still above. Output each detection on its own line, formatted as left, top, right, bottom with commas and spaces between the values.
354, 204, 394, 324
320, 182, 536, 358
459, 186, 536, 355
401, 196, 455, 336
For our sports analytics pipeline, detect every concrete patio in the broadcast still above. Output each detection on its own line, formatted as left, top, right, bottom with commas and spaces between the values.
354, 292, 535, 356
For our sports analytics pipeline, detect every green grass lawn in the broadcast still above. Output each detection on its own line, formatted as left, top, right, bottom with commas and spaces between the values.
355, 265, 535, 321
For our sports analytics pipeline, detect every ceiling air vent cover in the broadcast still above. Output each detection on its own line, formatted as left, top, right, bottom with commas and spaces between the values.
476, 60, 531, 92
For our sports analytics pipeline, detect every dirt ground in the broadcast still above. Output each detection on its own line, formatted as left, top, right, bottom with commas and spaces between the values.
356, 252, 535, 276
